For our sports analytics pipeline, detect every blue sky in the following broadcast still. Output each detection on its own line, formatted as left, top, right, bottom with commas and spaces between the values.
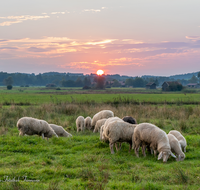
0, 0, 200, 76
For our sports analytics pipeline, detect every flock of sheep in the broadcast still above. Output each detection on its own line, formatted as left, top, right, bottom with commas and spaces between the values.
16, 109, 187, 163
76, 110, 186, 163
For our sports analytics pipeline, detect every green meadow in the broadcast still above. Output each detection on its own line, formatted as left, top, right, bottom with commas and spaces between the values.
0, 87, 200, 189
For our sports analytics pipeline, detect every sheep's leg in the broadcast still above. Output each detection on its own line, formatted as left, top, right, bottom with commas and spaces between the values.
19, 131, 24, 136
142, 144, 146, 157
115, 143, 118, 151
184, 147, 186, 153
110, 143, 115, 154
42, 133, 44, 139
135, 146, 140, 157
154, 150, 157, 157
129, 143, 132, 153
151, 148, 154, 155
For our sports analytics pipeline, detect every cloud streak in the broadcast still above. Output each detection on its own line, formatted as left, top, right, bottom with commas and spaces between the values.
0, 15, 50, 26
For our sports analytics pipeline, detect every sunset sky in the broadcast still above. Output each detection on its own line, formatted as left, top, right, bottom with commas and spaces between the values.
0, 0, 200, 76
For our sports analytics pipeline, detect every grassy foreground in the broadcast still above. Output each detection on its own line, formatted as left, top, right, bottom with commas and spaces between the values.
0, 90, 200, 189
0, 131, 199, 190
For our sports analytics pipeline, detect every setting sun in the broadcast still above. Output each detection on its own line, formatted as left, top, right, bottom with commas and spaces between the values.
97, 69, 104, 76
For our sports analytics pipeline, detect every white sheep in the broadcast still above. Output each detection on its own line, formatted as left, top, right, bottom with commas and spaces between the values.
167, 134, 185, 161
76, 116, 85, 132
168, 130, 187, 152
93, 118, 107, 133
17, 117, 58, 139
100, 117, 122, 141
49, 124, 72, 137
84, 117, 92, 130
104, 121, 137, 154
91, 110, 114, 129
133, 123, 176, 162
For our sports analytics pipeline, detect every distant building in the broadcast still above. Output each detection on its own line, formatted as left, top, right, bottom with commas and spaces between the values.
187, 83, 200, 88
162, 81, 182, 91
146, 82, 156, 89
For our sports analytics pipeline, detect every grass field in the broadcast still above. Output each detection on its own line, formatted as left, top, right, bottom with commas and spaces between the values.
0, 88, 200, 189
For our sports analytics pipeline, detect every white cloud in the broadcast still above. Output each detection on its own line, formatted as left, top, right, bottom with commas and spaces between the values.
0, 15, 50, 26
51, 12, 65, 15
82, 9, 101, 13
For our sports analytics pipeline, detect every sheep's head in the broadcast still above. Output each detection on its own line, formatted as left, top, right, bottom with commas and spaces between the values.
45, 130, 58, 138
176, 153, 185, 161
158, 151, 176, 162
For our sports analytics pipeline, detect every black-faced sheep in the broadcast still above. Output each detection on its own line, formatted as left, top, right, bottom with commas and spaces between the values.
122, 116, 137, 124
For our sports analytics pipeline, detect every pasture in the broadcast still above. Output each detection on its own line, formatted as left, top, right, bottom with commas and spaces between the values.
0, 88, 200, 189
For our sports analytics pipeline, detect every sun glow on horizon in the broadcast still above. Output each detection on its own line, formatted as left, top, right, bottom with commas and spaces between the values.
97, 69, 104, 75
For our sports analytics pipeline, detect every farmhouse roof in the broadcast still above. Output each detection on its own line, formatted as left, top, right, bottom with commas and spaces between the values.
162, 81, 181, 86
146, 82, 156, 86
187, 83, 198, 86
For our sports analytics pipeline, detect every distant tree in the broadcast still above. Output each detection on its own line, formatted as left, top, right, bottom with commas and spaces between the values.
3, 76, 13, 86
133, 77, 145, 87
198, 72, 200, 83
189, 75, 198, 83
96, 76, 105, 89
125, 78, 134, 86
7, 85, 13, 90
61, 79, 75, 87
83, 77, 91, 86
112, 79, 121, 87
75, 77, 83, 87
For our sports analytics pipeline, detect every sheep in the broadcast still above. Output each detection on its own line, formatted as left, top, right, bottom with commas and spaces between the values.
17, 117, 58, 139
84, 117, 92, 130
49, 124, 72, 137
91, 110, 114, 129
122, 116, 137, 124
93, 118, 107, 133
100, 117, 122, 141
167, 134, 185, 161
133, 123, 176, 162
104, 121, 137, 154
76, 116, 85, 132
168, 130, 187, 152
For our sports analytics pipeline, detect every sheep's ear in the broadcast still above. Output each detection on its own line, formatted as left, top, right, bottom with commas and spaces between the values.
158, 151, 163, 160
170, 151, 176, 158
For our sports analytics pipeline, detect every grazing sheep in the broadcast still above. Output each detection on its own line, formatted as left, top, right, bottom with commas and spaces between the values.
49, 124, 72, 137
167, 134, 185, 161
122, 116, 137, 124
76, 116, 85, 132
168, 130, 187, 152
93, 118, 107, 133
84, 117, 92, 130
91, 110, 114, 129
100, 117, 122, 141
17, 117, 58, 139
133, 123, 176, 162
104, 121, 137, 154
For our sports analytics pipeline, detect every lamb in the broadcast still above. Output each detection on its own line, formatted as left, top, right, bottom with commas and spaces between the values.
93, 118, 107, 133
49, 124, 72, 137
133, 123, 176, 162
76, 116, 85, 132
91, 110, 114, 129
84, 117, 92, 130
167, 134, 185, 161
104, 121, 137, 154
122, 116, 137, 124
17, 117, 58, 139
168, 130, 187, 152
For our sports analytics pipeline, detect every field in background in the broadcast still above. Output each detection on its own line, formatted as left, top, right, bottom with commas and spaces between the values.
0, 88, 200, 189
